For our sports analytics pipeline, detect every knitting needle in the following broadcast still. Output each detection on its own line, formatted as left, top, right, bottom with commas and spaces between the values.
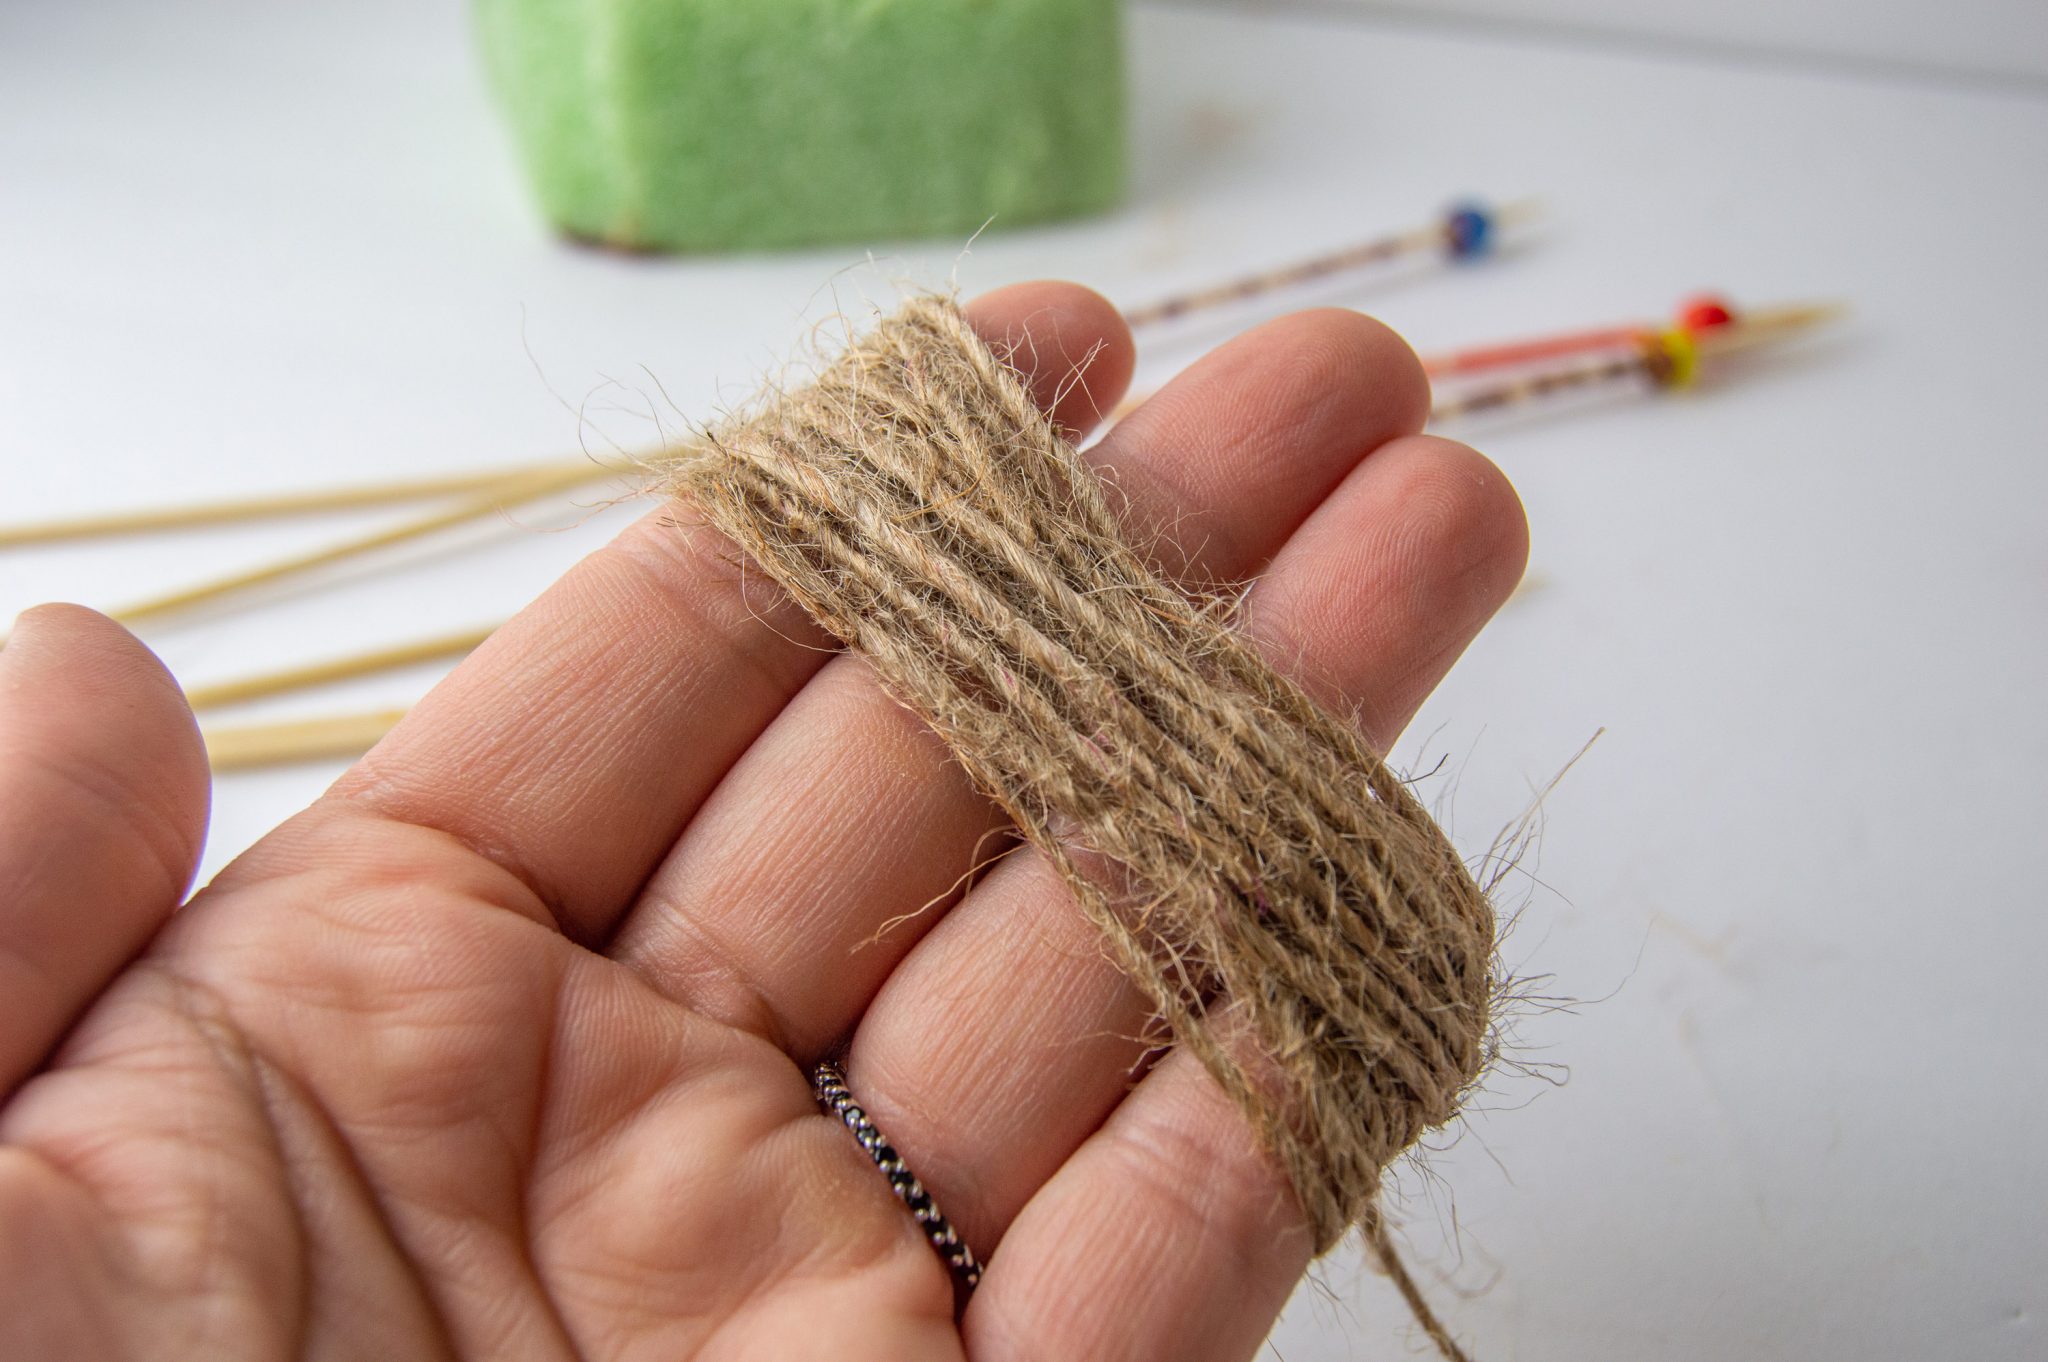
1426, 351, 1653, 424
1121, 198, 1538, 330
0, 460, 601, 550
1692, 301, 1844, 352
107, 457, 639, 627
1427, 301, 1842, 423
1421, 294, 1739, 379
181, 623, 499, 711
1113, 282, 1723, 424
202, 708, 408, 772
1106, 291, 1751, 424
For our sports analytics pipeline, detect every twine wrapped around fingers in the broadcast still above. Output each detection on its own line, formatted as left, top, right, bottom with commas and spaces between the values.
663, 297, 1495, 1250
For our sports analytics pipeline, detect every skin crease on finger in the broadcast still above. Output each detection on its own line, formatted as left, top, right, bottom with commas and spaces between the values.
0, 284, 1528, 1362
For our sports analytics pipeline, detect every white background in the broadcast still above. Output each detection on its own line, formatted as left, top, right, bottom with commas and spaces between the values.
1220, 0, 2048, 82
3, 1, 2045, 1358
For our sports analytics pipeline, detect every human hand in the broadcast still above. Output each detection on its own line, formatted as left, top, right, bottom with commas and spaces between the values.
0, 283, 1527, 1361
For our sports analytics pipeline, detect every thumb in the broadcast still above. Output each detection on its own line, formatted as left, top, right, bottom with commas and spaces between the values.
0, 605, 209, 1096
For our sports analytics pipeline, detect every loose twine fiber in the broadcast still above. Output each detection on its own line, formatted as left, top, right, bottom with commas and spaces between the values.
663, 297, 1497, 1257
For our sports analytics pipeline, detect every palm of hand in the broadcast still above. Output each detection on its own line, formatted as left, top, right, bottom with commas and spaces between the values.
0, 284, 1526, 1362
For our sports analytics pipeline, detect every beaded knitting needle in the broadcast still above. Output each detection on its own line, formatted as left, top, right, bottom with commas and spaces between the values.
1121, 198, 1535, 329
1421, 293, 1738, 379
0, 460, 600, 550
1427, 301, 1841, 423
1107, 291, 1740, 423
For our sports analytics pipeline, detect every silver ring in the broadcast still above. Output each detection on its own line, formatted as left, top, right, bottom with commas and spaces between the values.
811, 1059, 983, 1295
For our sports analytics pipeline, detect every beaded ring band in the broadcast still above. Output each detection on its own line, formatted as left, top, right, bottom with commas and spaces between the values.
811, 1059, 984, 1295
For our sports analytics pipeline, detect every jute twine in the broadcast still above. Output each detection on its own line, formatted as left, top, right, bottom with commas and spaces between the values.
663, 297, 1496, 1253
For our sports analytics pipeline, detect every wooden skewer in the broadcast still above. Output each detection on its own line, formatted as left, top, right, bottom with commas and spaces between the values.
203, 708, 407, 771
1421, 322, 1647, 379
1121, 198, 1539, 330
1693, 301, 1845, 357
1428, 301, 1843, 423
1113, 295, 1610, 420
0, 461, 594, 550
182, 624, 499, 711
1423, 291, 1738, 381
108, 458, 640, 627
1421, 296, 1844, 380
1428, 350, 1652, 424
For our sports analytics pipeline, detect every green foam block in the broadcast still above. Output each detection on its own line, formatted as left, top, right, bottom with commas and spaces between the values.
476, 0, 1127, 252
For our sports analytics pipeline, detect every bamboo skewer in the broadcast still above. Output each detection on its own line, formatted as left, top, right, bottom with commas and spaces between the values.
0, 461, 594, 549
1121, 198, 1539, 330
108, 458, 639, 627
181, 624, 499, 711
1428, 301, 1842, 423
1693, 301, 1844, 354
1420, 293, 1827, 380
1428, 350, 1655, 423
202, 709, 408, 772
1422, 322, 1649, 379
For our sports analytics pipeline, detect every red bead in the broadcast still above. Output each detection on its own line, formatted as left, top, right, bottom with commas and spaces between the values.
1676, 294, 1736, 334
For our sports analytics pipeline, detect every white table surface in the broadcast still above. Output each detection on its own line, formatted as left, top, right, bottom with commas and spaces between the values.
3, 2, 2044, 1359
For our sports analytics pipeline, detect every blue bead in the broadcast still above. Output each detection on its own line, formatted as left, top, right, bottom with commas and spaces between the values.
1446, 203, 1493, 260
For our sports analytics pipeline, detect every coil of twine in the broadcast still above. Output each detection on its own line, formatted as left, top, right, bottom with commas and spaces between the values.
663, 297, 1497, 1251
